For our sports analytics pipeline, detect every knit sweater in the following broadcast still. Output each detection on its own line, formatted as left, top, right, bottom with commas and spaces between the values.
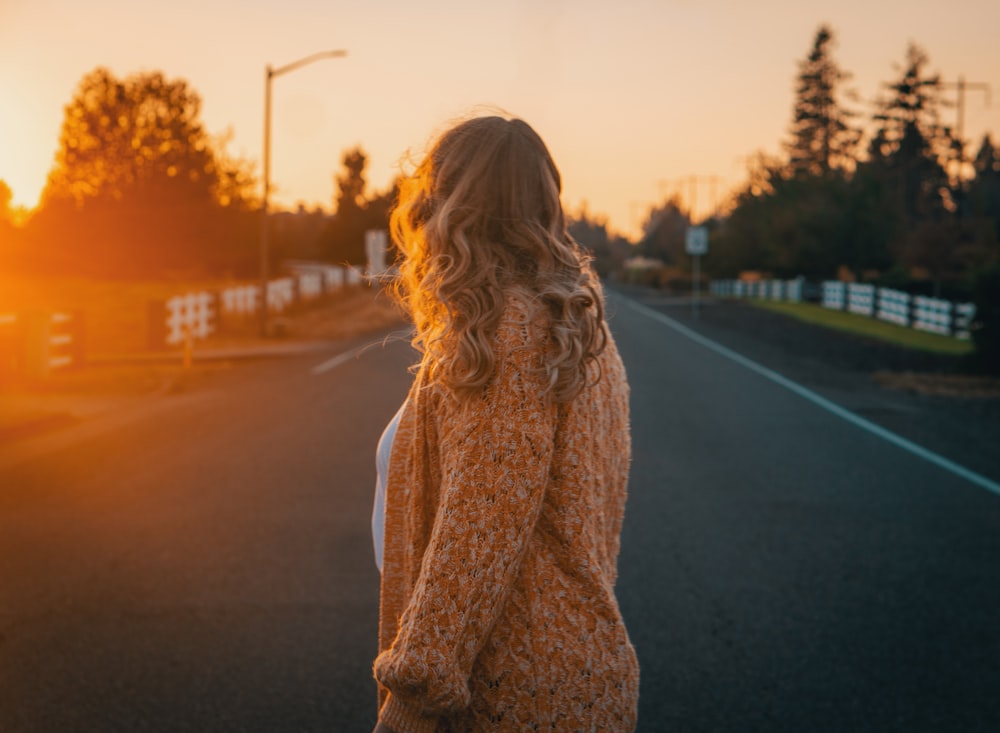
374, 300, 639, 733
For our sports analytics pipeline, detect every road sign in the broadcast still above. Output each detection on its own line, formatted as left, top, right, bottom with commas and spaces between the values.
685, 226, 709, 256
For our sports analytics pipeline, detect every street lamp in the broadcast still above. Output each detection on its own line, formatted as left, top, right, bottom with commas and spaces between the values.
260, 49, 347, 337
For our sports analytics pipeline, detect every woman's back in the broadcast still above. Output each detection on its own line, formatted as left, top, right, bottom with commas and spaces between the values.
377, 302, 638, 731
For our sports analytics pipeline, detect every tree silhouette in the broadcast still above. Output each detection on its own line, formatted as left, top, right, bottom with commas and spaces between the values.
963, 134, 1000, 267
321, 147, 397, 266
639, 197, 690, 266
335, 147, 368, 214
786, 25, 860, 177
26, 68, 258, 277
0, 179, 12, 222
0, 179, 13, 245
865, 44, 954, 291
568, 204, 631, 277
42, 68, 250, 208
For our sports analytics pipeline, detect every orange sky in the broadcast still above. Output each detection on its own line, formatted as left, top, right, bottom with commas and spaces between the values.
1, 0, 998, 239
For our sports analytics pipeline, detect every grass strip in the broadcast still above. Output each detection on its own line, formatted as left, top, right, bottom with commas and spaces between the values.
745, 299, 974, 356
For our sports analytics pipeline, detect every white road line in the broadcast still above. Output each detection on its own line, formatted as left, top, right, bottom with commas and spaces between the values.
311, 344, 370, 375
621, 295, 1000, 499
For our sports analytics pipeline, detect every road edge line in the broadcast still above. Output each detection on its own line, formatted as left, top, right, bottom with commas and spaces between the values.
311, 344, 370, 375
619, 294, 1000, 499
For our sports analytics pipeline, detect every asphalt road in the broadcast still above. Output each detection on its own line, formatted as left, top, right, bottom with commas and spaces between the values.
1, 292, 998, 732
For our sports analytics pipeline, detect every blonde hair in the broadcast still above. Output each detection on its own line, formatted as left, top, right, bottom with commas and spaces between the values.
390, 114, 606, 402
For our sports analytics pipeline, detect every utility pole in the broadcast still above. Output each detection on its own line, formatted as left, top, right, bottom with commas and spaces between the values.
940, 76, 991, 193
259, 49, 347, 338
685, 175, 725, 223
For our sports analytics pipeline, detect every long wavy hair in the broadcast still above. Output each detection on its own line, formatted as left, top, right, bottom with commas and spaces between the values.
390, 114, 607, 403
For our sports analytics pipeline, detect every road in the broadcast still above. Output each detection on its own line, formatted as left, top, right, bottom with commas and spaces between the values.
1, 291, 998, 732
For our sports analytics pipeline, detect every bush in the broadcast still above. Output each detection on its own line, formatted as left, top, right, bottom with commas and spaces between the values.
970, 262, 1000, 374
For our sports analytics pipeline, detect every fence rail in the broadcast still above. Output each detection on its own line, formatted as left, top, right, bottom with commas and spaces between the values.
712, 278, 976, 341
0, 311, 84, 379
711, 278, 805, 303
1, 264, 367, 377
151, 264, 366, 349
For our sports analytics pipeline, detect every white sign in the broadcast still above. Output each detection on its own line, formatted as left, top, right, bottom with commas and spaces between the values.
685, 226, 709, 256
365, 229, 389, 275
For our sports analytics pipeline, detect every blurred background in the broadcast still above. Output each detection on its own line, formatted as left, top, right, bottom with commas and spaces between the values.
1, 0, 998, 368
2, 2, 1000, 731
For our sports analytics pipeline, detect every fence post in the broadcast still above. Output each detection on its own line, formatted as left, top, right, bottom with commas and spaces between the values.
22, 311, 51, 379
148, 301, 168, 350
210, 291, 223, 335
68, 310, 86, 368
0, 313, 23, 382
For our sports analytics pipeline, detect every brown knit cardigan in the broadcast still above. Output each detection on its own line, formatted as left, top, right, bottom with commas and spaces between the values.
374, 300, 639, 733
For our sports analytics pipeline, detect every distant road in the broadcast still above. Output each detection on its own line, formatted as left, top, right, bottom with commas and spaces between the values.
1, 294, 998, 732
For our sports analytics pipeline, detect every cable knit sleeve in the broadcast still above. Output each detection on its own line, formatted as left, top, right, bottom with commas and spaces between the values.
374, 313, 557, 733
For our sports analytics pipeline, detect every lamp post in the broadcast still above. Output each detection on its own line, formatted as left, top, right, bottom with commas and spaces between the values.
260, 49, 347, 337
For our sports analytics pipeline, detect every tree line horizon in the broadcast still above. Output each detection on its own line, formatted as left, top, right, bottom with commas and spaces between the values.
0, 24, 998, 302
606, 26, 999, 306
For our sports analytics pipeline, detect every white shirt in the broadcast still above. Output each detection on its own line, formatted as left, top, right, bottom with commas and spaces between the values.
373, 401, 407, 573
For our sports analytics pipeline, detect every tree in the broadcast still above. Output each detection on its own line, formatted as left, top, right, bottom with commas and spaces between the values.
42, 67, 249, 208
334, 147, 368, 215
786, 25, 860, 177
964, 134, 1000, 265
865, 44, 955, 290
638, 197, 689, 266
567, 204, 631, 277
0, 179, 14, 250
27, 67, 258, 277
0, 179, 12, 222
321, 147, 397, 266
970, 261, 1000, 374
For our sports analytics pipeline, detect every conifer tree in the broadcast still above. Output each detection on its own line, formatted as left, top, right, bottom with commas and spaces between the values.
866, 43, 954, 289
785, 25, 860, 177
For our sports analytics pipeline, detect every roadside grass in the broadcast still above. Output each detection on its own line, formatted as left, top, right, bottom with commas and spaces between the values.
744, 299, 975, 356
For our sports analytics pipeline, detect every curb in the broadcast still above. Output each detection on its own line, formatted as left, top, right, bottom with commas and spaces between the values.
84, 340, 335, 367
0, 412, 80, 443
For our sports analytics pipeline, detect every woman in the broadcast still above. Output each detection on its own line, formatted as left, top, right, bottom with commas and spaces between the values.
372, 115, 638, 733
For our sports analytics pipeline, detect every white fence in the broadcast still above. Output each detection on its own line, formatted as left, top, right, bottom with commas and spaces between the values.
156, 264, 365, 349
819, 282, 975, 340
711, 278, 976, 341
165, 293, 216, 347
876, 289, 910, 327
821, 281, 846, 310
847, 283, 876, 316
711, 278, 805, 303
0, 311, 83, 377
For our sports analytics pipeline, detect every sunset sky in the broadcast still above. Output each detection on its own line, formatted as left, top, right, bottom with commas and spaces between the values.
1, 0, 998, 239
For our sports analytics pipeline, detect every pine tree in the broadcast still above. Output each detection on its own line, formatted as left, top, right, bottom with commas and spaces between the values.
865, 44, 955, 290
785, 25, 860, 177
965, 134, 1000, 265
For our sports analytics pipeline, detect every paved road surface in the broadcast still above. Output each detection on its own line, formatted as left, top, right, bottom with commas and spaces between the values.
1, 293, 998, 732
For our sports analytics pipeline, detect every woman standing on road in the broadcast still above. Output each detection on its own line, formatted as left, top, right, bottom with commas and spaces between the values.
371, 114, 639, 733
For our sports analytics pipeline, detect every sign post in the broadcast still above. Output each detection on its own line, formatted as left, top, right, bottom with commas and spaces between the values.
685, 226, 709, 320
365, 229, 389, 279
